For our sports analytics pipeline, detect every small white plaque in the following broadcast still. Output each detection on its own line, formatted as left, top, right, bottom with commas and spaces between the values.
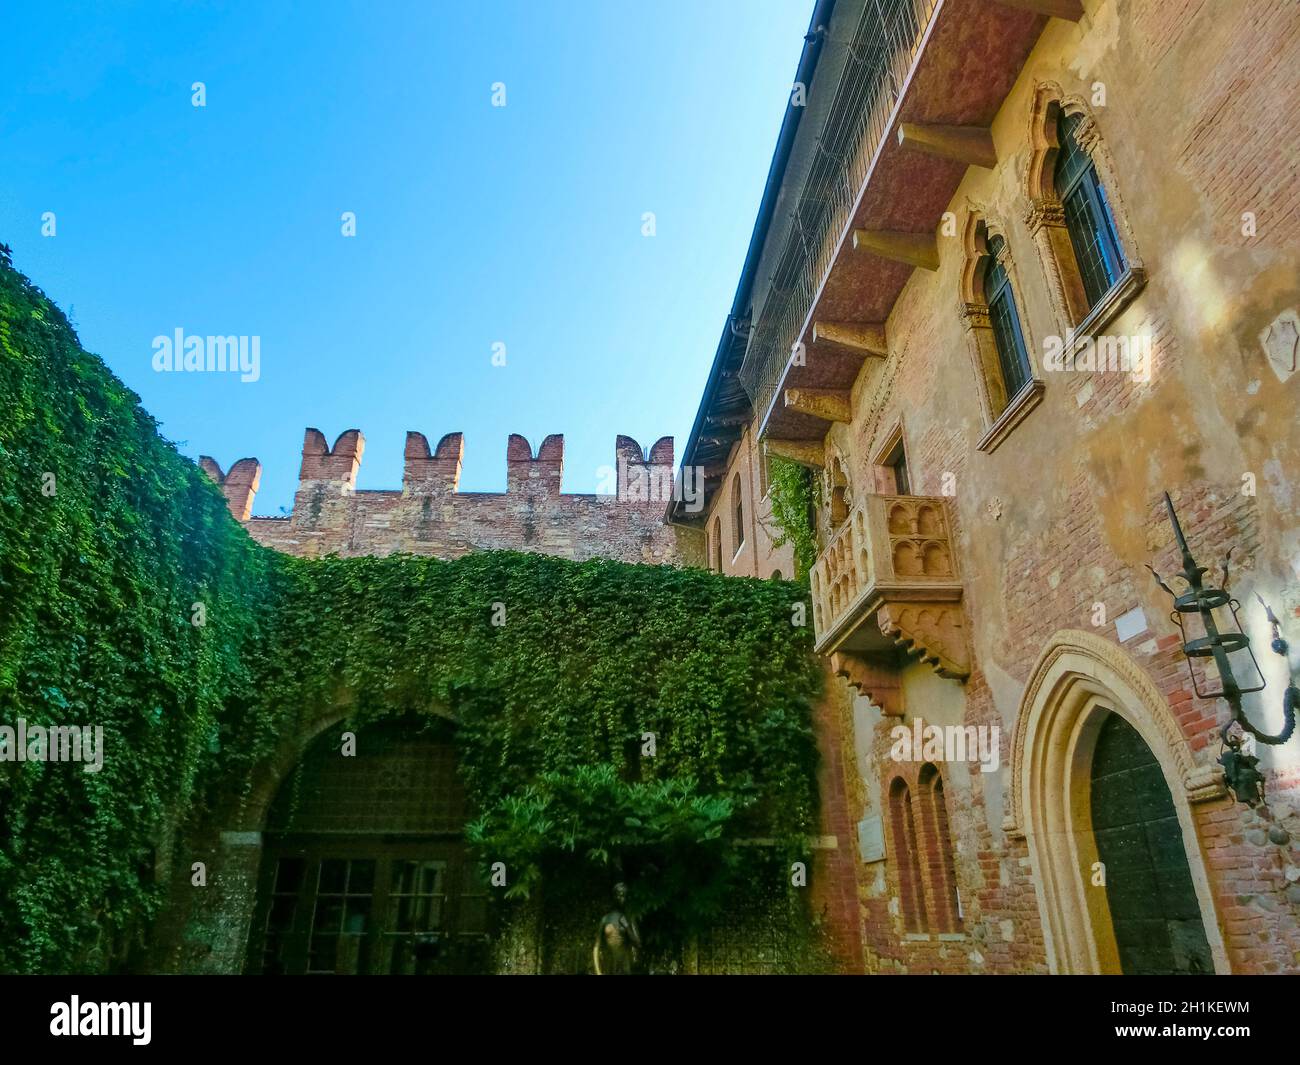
1115, 606, 1148, 642
857, 815, 885, 863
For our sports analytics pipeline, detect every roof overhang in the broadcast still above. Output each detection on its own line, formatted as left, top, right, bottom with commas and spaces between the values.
756, 0, 1050, 444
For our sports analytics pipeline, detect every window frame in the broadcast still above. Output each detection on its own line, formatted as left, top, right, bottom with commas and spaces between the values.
1055, 111, 1127, 309
983, 234, 1034, 403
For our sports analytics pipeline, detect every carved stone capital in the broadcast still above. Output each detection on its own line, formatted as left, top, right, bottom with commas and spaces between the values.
1024, 197, 1065, 234
1070, 113, 1101, 154
959, 302, 991, 330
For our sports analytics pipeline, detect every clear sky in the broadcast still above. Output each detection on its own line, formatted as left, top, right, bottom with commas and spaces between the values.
0, 0, 811, 514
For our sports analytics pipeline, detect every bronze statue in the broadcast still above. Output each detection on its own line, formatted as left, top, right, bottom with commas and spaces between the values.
592, 881, 640, 975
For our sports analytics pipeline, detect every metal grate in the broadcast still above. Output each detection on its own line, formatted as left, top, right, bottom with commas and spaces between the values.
266, 720, 465, 835
739, 0, 939, 420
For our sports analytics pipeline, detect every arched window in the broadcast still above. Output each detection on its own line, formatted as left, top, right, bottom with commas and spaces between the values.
1024, 86, 1144, 336
919, 763, 962, 933
1054, 109, 1126, 308
731, 473, 745, 555
711, 516, 722, 572
828, 455, 850, 527
983, 234, 1032, 402
960, 213, 1043, 450
888, 777, 928, 934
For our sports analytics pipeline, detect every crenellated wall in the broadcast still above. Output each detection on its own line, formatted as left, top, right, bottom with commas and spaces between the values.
201, 428, 699, 566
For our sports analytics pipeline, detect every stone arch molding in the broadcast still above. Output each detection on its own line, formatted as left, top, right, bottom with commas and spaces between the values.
1024, 81, 1137, 227
1005, 629, 1229, 974
1006, 629, 1224, 839
958, 202, 1010, 306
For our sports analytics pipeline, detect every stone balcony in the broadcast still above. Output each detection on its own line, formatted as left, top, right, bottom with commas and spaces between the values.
810, 494, 969, 710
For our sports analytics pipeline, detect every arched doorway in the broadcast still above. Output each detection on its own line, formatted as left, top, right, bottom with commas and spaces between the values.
1010, 631, 1228, 974
1089, 713, 1213, 974
246, 718, 489, 974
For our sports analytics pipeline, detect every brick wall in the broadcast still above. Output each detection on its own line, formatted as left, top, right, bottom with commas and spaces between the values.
698, 0, 1300, 975
821, 0, 1300, 975
202, 428, 693, 566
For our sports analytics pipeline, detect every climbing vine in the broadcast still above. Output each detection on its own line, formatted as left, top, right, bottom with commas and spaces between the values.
766, 455, 821, 582
0, 250, 280, 973
0, 251, 826, 973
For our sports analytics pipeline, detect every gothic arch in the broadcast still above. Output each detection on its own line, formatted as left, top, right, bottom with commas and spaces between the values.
958, 206, 1044, 444
958, 206, 1008, 306
1022, 83, 1145, 333
823, 443, 853, 531
1006, 629, 1228, 973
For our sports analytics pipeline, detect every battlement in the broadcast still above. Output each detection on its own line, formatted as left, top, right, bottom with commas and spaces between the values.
200, 427, 689, 565
198, 455, 261, 521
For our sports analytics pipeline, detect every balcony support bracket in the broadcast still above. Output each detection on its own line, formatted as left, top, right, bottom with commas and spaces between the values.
812, 321, 888, 357
876, 602, 971, 680
897, 123, 997, 169
765, 439, 826, 469
851, 229, 940, 271
831, 652, 904, 716
784, 388, 853, 424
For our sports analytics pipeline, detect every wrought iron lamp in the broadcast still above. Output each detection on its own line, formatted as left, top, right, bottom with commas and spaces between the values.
1148, 492, 1298, 819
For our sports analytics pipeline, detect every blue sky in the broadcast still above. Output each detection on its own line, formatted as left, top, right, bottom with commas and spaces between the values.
0, 0, 810, 514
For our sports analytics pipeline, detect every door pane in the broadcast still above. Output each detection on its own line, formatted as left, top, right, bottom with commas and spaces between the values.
1089, 713, 1213, 974
307, 858, 375, 974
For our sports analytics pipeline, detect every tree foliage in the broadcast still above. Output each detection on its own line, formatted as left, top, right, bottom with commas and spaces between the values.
767, 455, 821, 582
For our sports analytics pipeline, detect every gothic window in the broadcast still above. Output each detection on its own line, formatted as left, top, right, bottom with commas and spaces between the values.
1055, 110, 1126, 309
961, 213, 1044, 451
712, 516, 722, 571
882, 438, 911, 496
889, 777, 928, 934
1024, 86, 1144, 337
983, 235, 1033, 403
919, 763, 962, 933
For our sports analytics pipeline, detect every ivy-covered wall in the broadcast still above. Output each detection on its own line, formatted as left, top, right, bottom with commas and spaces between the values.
0, 252, 281, 973
0, 252, 834, 975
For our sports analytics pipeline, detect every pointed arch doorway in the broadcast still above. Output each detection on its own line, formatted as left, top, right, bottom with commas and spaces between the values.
1010, 631, 1228, 974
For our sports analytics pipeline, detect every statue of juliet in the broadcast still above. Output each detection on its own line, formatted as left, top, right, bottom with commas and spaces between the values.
592, 881, 641, 975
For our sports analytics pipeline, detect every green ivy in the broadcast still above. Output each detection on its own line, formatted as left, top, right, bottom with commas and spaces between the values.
766, 455, 821, 582
0, 252, 825, 973
0, 250, 280, 973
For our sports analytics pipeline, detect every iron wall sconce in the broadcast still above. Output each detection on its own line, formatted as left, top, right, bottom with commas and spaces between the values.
1149, 492, 1298, 826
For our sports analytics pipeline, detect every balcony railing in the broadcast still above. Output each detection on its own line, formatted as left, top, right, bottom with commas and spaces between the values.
809, 494, 966, 675
739, 0, 940, 421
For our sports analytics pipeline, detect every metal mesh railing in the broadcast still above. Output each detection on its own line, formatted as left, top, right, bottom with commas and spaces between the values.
739, 0, 940, 419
